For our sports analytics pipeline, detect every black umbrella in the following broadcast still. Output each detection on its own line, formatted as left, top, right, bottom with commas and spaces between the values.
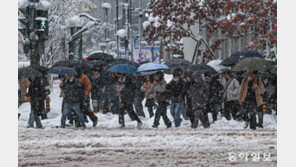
18, 66, 43, 79
49, 66, 77, 75
29, 65, 49, 75
164, 58, 191, 74
84, 60, 108, 69
87, 52, 116, 62
51, 60, 82, 69
220, 50, 264, 67
187, 64, 217, 74
232, 57, 274, 72
240, 71, 276, 80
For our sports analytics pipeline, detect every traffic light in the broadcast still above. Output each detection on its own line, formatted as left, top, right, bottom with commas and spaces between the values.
35, 9, 48, 40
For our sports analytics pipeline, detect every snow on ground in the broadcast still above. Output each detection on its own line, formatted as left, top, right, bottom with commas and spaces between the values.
18, 74, 277, 166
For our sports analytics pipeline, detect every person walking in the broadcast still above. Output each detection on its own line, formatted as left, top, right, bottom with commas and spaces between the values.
27, 77, 46, 128
146, 71, 172, 128
238, 71, 266, 130
188, 72, 210, 128
181, 70, 194, 127
116, 74, 143, 129
220, 70, 240, 120
134, 75, 146, 117
141, 75, 156, 118
166, 68, 185, 127
75, 68, 98, 127
60, 74, 86, 129
204, 72, 224, 123
89, 67, 104, 114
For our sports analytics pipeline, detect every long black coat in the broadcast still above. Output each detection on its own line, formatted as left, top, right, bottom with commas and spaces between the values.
89, 73, 104, 100
116, 76, 136, 105
166, 78, 184, 103
28, 77, 47, 116
181, 79, 194, 110
206, 78, 224, 104
188, 81, 209, 111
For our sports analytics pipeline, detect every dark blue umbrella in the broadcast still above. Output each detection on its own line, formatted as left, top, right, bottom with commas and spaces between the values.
85, 60, 107, 68
107, 59, 139, 69
107, 64, 137, 74
220, 50, 264, 67
136, 63, 169, 73
49, 66, 77, 75
230, 50, 264, 59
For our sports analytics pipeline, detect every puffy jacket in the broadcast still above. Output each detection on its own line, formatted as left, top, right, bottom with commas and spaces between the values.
220, 77, 240, 102
188, 81, 209, 111
60, 77, 84, 103
146, 79, 167, 102
166, 78, 184, 103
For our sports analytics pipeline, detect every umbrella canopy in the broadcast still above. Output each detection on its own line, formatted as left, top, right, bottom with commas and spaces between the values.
18, 66, 43, 79
139, 60, 150, 65
136, 63, 169, 73
220, 50, 264, 67
232, 57, 274, 72
107, 64, 137, 74
29, 65, 49, 75
231, 50, 264, 59
84, 60, 108, 69
49, 66, 77, 75
108, 59, 139, 69
164, 58, 191, 74
240, 71, 276, 80
87, 52, 116, 62
207, 60, 229, 72
136, 70, 158, 76
51, 60, 82, 69
187, 64, 217, 74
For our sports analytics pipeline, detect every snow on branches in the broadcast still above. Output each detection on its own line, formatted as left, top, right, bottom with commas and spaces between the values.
143, 0, 277, 58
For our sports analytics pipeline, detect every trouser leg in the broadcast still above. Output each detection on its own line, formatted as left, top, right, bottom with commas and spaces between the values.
153, 104, 162, 126
126, 103, 141, 123
134, 96, 145, 117
118, 108, 125, 125
61, 103, 70, 128
224, 101, 232, 120
160, 103, 171, 127
73, 103, 86, 128
258, 109, 264, 127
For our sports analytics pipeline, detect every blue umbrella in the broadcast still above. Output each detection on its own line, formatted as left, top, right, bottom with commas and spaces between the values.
136, 63, 169, 73
49, 66, 77, 75
107, 64, 137, 74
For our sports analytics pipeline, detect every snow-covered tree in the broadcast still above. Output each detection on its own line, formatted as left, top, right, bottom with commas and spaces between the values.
143, 0, 277, 60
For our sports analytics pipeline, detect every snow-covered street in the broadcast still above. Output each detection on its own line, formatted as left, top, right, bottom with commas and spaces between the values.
18, 76, 277, 167
18, 128, 276, 167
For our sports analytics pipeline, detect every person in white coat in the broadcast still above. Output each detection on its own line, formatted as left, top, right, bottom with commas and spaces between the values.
220, 70, 240, 120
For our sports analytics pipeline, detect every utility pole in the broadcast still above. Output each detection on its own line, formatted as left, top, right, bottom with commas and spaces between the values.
116, 0, 119, 57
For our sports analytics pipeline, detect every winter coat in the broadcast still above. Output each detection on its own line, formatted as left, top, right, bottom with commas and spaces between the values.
28, 77, 46, 99
116, 76, 136, 105
206, 78, 224, 104
60, 77, 84, 103
166, 78, 184, 103
77, 73, 92, 98
89, 73, 104, 100
188, 81, 209, 111
134, 76, 145, 97
146, 79, 167, 102
181, 79, 194, 110
19, 78, 31, 101
237, 76, 266, 107
220, 77, 240, 102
